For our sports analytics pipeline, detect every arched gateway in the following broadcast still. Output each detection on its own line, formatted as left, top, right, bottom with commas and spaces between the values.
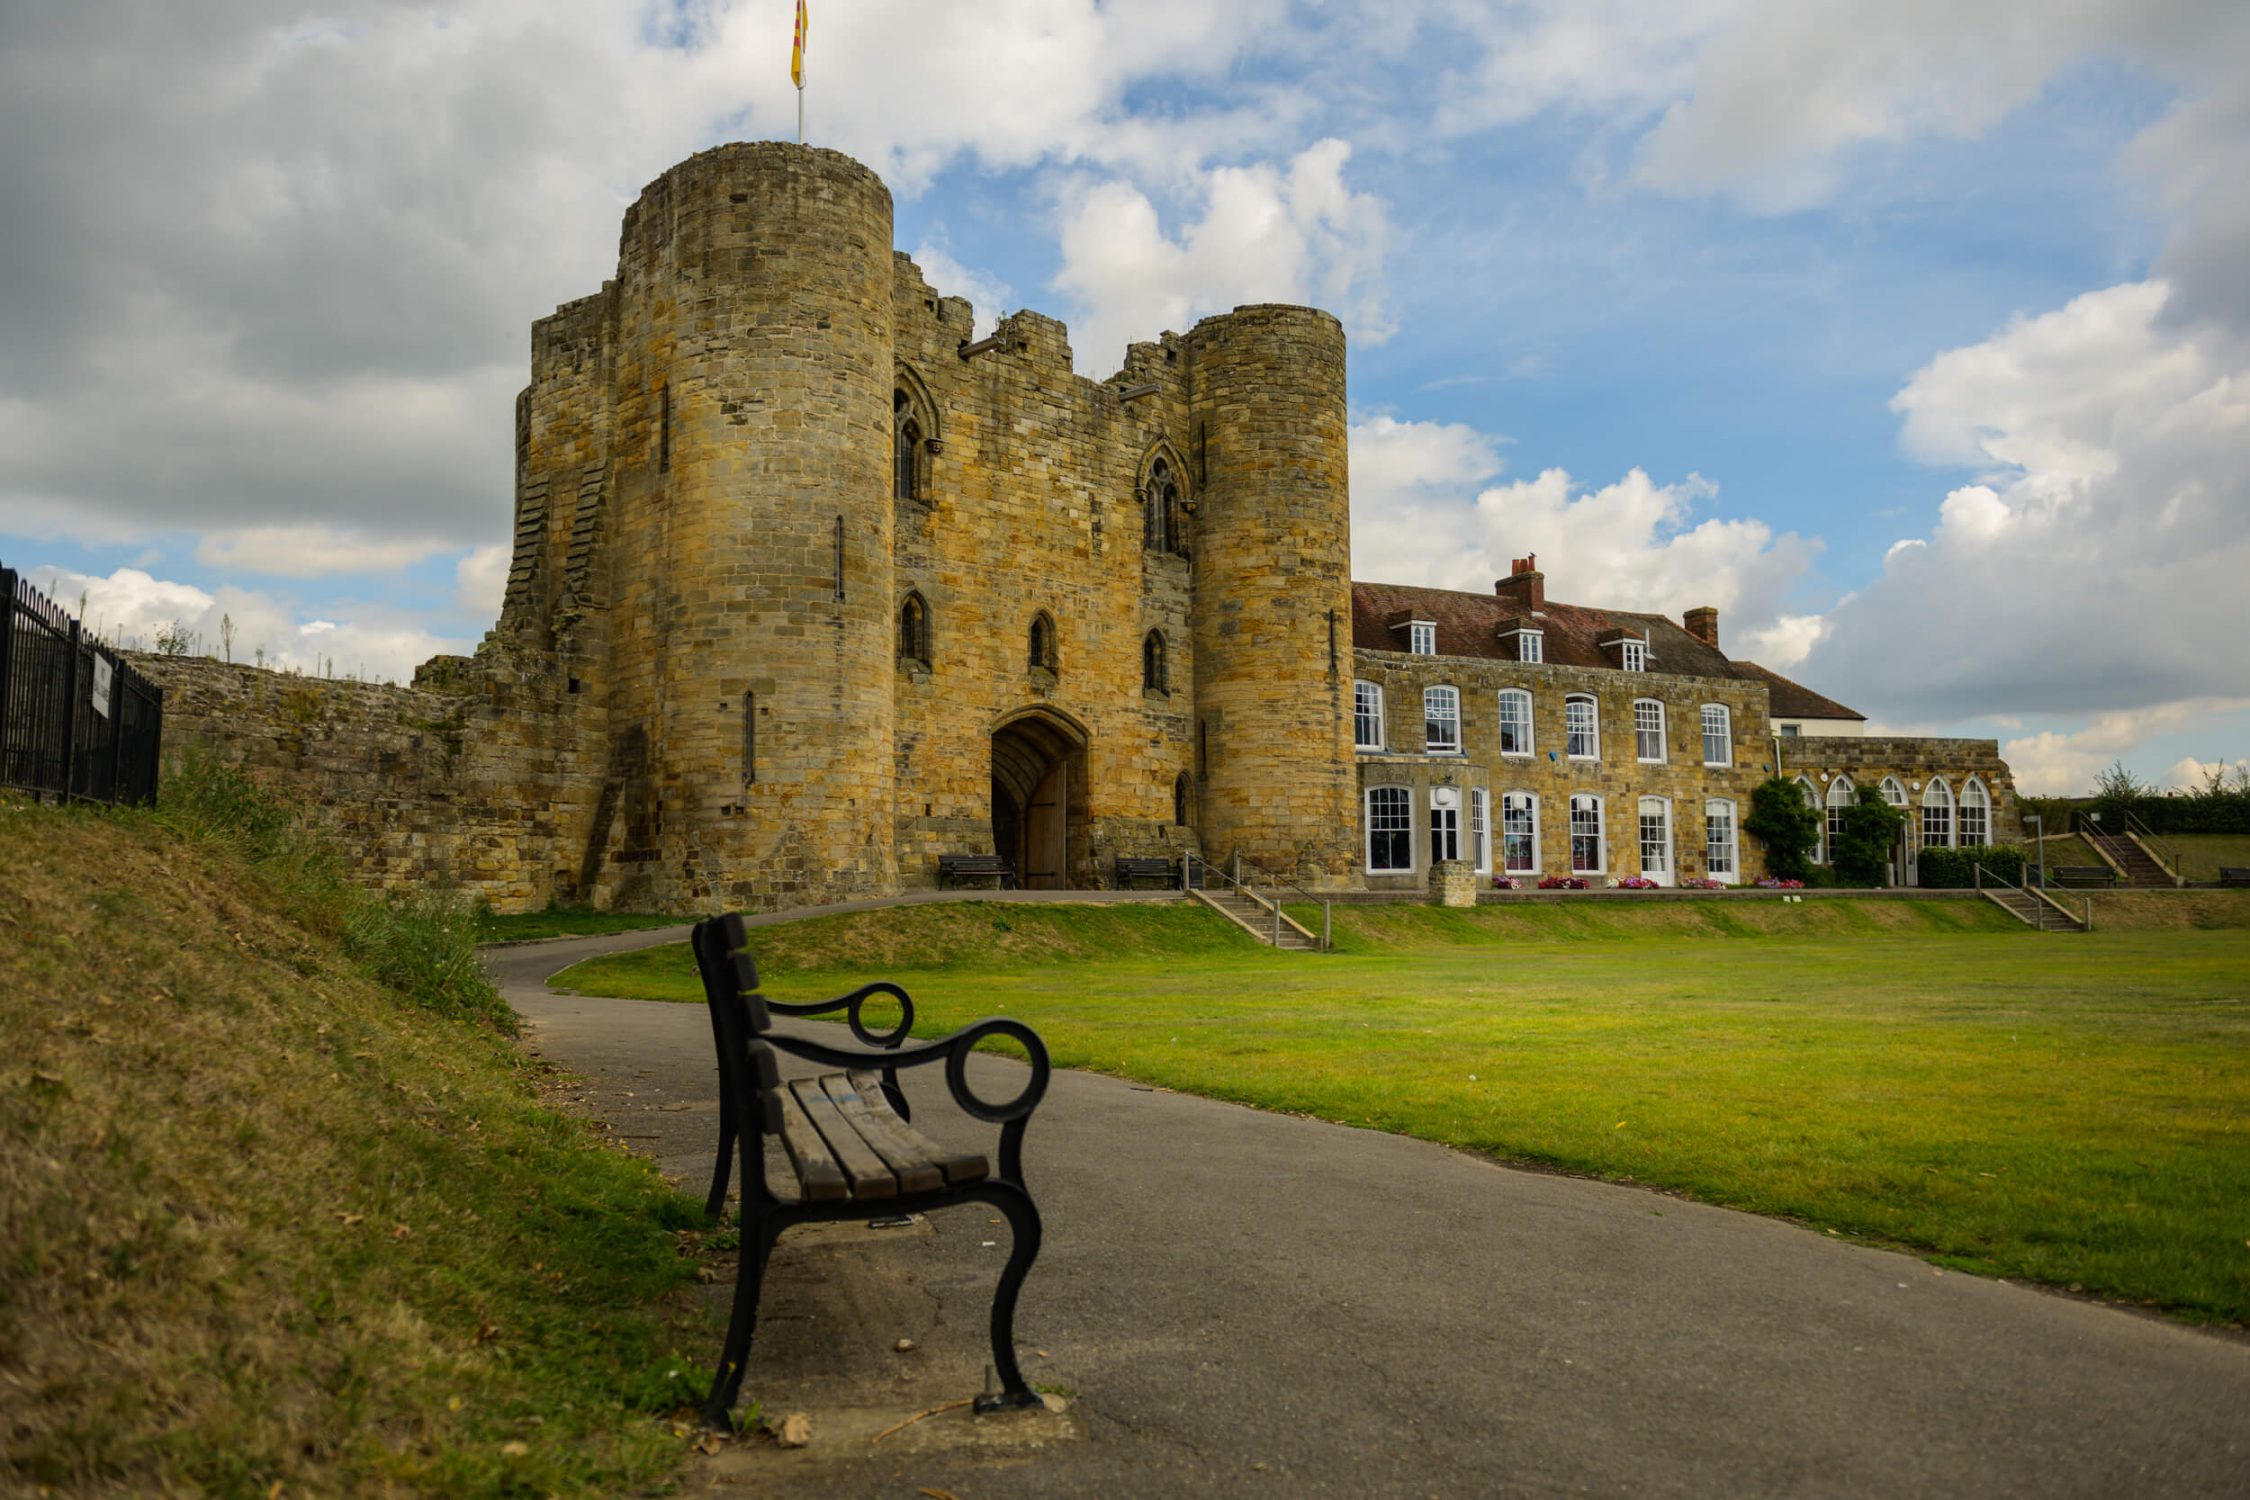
989, 706, 1089, 890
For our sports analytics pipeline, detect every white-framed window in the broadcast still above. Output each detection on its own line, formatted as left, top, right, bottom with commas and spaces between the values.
1409, 621, 1436, 656
1569, 794, 1605, 874
1353, 680, 1385, 751
1826, 775, 1855, 858
1796, 775, 1822, 862
1959, 777, 1989, 845
1701, 704, 1731, 767
1565, 694, 1599, 759
1502, 792, 1540, 875
1621, 639, 1647, 672
1634, 699, 1666, 762
1638, 796, 1672, 881
1424, 685, 1461, 754
1880, 775, 1908, 808
1470, 787, 1491, 874
1705, 798, 1738, 882
1780, 723, 1801, 739
1519, 630, 1544, 664
1922, 778, 1953, 849
1498, 689, 1534, 756
1367, 786, 1414, 872
1430, 786, 1462, 865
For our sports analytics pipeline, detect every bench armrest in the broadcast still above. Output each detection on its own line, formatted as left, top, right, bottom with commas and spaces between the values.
764, 980, 915, 1049
763, 1019, 1050, 1181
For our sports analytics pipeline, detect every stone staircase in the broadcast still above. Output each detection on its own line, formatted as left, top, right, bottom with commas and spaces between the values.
1191, 886, 1323, 951
1982, 885, 2086, 932
2080, 824, 2178, 888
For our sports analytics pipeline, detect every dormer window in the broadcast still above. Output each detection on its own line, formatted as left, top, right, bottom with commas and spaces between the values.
1519, 631, 1543, 664
1410, 622, 1436, 656
1621, 639, 1646, 672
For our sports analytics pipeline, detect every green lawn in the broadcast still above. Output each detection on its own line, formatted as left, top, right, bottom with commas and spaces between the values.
474, 905, 689, 944
2166, 833, 2250, 883
557, 898, 2250, 1324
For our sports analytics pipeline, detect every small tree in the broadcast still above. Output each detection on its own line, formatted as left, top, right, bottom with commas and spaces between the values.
1745, 775, 1821, 881
152, 619, 194, 656
219, 612, 235, 664
1831, 785, 1905, 886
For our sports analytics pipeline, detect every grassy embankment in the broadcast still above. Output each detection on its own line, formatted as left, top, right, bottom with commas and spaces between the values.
475, 906, 687, 944
1, 764, 713, 1499
560, 894, 2250, 1324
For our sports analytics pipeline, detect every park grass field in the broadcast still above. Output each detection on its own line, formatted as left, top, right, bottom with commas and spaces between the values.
558, 896, 2250, 1325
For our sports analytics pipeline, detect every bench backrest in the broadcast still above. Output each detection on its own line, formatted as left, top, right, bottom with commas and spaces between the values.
691, 914, 785, 1136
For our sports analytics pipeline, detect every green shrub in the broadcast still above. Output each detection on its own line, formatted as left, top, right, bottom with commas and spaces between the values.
1745, 776, 1821, 881
1919, 844, 2026, 889
1833, 785, 1907, 886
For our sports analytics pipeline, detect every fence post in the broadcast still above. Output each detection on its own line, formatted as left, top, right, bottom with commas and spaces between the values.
105, 653, 127, 801
59, 617, 82, 803
0, 568, 13, 791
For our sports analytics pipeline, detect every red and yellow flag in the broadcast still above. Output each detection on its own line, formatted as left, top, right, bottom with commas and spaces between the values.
791, 0, 806, 89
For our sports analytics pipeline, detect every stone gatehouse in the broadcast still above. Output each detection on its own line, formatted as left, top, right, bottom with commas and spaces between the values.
140, 141, 2017, 912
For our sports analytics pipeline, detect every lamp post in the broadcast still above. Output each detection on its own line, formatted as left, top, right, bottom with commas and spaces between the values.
2026, 812, 2044, 888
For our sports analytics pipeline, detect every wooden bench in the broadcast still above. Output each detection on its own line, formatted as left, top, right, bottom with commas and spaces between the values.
1113, 855, 1177, 889
2052, 864, 2118, 889
2218, 867, 2250, 888
938, 853, 1017, 889
690, 913, 1049, 1430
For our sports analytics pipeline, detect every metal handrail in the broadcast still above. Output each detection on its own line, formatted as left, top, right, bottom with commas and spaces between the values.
1185, 851, 1331, 951
1975, 861, 2090, 931
2115, 806, 2182, 885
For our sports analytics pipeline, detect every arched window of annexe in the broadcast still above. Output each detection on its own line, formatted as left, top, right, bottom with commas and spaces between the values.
893, 370, 939, 504
1143, 630, 1168, 694
1922, 778, 1954, 849
1139, 451, 1190, 558
1826, 775, 1856, 861
1028, 612, 1058, 675
1795, 775, 1823, 862
897, 592, 930, 667
1959, 777, 1990, 846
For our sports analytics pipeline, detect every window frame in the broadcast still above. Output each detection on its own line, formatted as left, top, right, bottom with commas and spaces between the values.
1565, 693, 1599, 760
1634, 698, 1666, 763
1705, 797, 1738, 882
1638, 795, 1673, 881
1423, 684, 1462, 755
1519, 630, 1544, 664
1353, 679, 1386, 751
1366, 785, 1414, 874
1502, 791, 1540, 876
1700, 703, 1732, 767
1142, 629, 1168, 695
1621, 639, 1647, 672
1408, 621, 1437, 657
1958, 776, 1989, 846
1430, 786, 1462, 866
1569, 792, 1606, 874
1825, 775, 1855, 860
1497, 688, 1534, 757
1922, 777, 1953, 850
1470, 787, 1491, 875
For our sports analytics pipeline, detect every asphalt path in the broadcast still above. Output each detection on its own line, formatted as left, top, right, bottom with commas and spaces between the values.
489, 921, 2250, 1499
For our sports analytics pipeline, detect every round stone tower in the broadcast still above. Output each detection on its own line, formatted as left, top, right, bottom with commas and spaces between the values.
603, 143, 897, 909
1183, 305, 1359, 886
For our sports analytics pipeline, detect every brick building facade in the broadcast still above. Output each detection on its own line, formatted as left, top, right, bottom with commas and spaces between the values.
138, 141, 2016, 910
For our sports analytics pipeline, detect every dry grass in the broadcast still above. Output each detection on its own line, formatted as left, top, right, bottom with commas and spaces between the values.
0, 798, 708, 1497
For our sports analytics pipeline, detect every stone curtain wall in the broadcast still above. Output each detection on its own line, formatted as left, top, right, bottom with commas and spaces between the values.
1352, 650, 1775, 888
1784, 735, 2022, 844
132, 650, 589, 913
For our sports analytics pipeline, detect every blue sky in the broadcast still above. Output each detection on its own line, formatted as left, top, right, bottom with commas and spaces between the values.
4, 1, 2247, 792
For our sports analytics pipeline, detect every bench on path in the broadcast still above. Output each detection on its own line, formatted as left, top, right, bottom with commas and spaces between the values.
690, 912, 1050, 1430
2219, 867, 2250, 888
938, 853, 1017, 889
1112, 855, 1178, 889
2052, 865, 2118, 889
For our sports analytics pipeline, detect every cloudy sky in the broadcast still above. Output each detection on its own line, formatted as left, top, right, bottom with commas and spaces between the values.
5, 1, 2248, 793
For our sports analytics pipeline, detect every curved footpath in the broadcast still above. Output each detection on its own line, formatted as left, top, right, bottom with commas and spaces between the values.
490, 915, 2249, 1499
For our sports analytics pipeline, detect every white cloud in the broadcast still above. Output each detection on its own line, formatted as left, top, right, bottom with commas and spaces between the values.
1800, 281, 2250, 723
907, 241, 1012, 341
31, 565, 467, 685
2001, 699, 2247, 796
1050, 140, 1392, 374
196, 524, 450, 578
1347, 415, 1820, 652
2161, 755, 2250, 793
454, 543, 510, 620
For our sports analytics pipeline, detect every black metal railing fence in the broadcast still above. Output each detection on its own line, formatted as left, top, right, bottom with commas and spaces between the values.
0, 564, 164, 806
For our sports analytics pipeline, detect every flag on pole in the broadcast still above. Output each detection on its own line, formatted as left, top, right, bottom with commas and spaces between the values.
791, 0, 806, 89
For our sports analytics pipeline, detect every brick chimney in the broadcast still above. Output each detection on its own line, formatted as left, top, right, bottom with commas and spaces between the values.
1683, 605, 1719, 648
1495, 552, 1545, 613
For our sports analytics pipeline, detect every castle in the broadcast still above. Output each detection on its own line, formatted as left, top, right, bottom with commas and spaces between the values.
142, 142, 2017, 910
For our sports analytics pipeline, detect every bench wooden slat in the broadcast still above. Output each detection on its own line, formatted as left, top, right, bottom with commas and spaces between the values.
819, 1074, 944, 1195
788, 1077, 898, 1199
845, 1070, 990, 1188
772, 1085, 850, 1203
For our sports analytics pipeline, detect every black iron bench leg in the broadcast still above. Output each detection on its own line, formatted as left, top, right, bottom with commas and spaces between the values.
704, 1094, 737, 1220
703, 1216, 786, 1430
972, 1183, 1044, 1413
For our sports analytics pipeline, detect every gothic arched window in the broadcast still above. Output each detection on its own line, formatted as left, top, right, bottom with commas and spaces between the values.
1142, 454, 1187, 557
1028, 611, 1058, 674
897, 591, 930, 667
1142, 630, 1168, 694
893, 375, 938, 504
1174, 771, 1194, 828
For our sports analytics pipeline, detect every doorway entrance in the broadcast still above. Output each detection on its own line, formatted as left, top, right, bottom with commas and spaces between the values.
1638, 796, 1675, 886
990, 707, 1089, 890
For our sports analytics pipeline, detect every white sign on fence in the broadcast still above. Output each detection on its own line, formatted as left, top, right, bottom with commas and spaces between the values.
91, 655, 113, 718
